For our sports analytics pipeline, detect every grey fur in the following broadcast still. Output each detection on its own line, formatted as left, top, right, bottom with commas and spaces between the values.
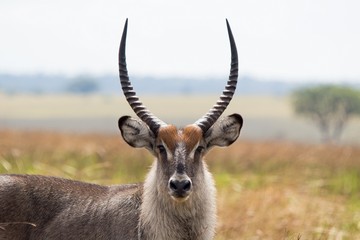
0, 175, 141, 240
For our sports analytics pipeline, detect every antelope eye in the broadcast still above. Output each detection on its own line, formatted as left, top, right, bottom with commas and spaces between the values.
157, 145, 166, 154
195, 146, 204, 154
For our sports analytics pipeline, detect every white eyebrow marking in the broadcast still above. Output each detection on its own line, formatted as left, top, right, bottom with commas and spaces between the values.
161, 140, 173, 160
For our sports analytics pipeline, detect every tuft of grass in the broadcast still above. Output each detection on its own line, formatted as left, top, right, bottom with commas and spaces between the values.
326, 169, 360, 196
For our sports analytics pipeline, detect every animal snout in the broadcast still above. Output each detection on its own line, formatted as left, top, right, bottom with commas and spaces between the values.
169, 179, 191, 192
168, 176, 192, 200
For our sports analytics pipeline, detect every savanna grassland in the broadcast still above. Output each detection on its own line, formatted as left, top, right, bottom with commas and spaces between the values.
1, 129, 359, 239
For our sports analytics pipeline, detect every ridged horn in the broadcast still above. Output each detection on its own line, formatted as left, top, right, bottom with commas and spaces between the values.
194, 19, 238, 133
119, 19, 167, 134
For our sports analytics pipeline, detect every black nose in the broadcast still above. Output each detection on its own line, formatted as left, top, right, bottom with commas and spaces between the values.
169, 179, 192, 193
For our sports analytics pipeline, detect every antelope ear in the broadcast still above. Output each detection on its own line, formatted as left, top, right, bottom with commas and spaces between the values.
204, 114, 243, 148
118, 116, 155, 151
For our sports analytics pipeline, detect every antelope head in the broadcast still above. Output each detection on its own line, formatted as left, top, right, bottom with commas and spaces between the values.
118, 19, 243, 203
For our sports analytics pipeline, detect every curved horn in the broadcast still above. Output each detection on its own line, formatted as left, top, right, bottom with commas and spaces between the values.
195, 19, 238, 133
119, 19, 167, 134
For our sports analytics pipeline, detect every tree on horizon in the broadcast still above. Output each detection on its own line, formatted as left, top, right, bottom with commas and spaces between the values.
292, 85, 360, 143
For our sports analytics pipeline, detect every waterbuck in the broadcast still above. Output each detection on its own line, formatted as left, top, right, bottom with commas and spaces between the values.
0, 19, 243, 240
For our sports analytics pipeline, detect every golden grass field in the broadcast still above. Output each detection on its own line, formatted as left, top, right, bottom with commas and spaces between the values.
1, 129, 360, 239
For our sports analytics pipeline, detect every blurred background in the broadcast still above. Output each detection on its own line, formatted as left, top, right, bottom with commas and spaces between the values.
1, 1, 360, 239
1, 0, 360, 144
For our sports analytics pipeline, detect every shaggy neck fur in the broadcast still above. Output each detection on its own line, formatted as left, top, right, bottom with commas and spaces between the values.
139, 160, 216, 240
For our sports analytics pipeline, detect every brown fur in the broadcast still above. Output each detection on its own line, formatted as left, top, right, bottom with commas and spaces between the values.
158, 125, 179, 152
182, 125, 203, 152
158, 125, 203, 153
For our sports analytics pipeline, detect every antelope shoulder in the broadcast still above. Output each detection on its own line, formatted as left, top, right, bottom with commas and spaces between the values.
0, 174, 142, 240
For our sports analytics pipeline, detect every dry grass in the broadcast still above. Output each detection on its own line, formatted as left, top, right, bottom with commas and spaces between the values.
1, 130, 360, 239
211, 142, 360, 239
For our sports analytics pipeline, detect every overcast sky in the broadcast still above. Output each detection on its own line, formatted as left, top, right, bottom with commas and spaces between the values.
1, 0, 359, 82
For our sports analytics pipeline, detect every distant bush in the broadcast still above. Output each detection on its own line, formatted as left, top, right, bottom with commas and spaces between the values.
66, 77, 99, 94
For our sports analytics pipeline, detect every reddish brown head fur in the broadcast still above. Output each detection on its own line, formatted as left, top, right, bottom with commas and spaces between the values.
157, 125, 202, 153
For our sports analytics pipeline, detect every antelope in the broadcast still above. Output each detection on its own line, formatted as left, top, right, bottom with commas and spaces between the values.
0, 19, 243, 240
